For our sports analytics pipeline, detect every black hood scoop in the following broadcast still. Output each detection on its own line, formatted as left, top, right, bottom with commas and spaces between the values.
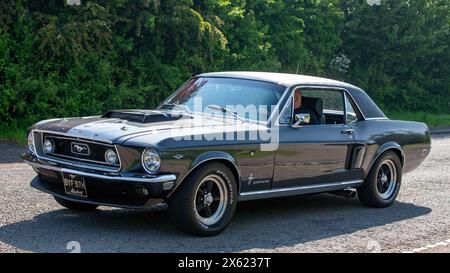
102, 109, 189, 124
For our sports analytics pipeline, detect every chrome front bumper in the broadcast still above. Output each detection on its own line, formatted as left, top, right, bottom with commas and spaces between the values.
21, 152, 176, 184
21, 152, 177, 208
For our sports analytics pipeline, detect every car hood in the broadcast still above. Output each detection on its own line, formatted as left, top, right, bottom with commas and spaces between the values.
34, 110, 268, 145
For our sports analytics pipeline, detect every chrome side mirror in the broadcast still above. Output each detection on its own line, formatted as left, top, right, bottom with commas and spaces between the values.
292, 113, 310, 128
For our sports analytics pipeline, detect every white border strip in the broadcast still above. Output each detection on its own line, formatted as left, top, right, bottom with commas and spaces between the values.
403, 239, 450, 253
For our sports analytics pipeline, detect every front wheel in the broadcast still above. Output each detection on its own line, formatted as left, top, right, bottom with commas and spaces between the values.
357, 151, 402, 208
54, 196, 99, 211
168, 163, 237, 236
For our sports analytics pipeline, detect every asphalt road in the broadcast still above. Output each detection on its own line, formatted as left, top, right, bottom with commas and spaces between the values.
0, 135, 449, 253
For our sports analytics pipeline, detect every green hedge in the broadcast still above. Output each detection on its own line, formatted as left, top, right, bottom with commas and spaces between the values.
0, 0, 449, 131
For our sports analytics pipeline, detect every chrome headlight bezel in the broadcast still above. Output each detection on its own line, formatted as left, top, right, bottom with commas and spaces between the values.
27, 132, 36, 154
104, 149, 118, 164
43, 138, 55, 154
141, 148, 161, 174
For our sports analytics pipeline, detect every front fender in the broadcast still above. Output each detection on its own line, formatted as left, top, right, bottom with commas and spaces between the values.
167, 151, 240, 197
190, 151, 238, 170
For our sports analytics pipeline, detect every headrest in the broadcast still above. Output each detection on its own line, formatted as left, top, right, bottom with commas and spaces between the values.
302, 97, 323, 115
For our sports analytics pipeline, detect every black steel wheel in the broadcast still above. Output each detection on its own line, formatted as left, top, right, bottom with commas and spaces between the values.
357, 151, 402, 208
376, 158, 398, 200
168, 163, 237, 236
194, 174, 228, 226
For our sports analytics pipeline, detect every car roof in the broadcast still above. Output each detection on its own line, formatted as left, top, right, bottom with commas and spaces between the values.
198, 71, 357, 89
198, 71, 386, 119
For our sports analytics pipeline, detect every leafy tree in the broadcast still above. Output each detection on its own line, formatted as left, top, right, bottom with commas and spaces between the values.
341, 0, 450, 112
0, 0, 448, 131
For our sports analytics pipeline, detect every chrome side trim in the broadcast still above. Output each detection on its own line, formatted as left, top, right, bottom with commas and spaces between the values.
364, 117, 389, 120
241, 180, 361, 196
239, 180, 363, 201
24, 159, 176, 184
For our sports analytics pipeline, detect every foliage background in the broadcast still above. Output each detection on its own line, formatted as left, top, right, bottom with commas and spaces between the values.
0, 0, 449, 138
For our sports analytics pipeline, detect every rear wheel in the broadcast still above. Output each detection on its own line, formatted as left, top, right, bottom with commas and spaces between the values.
54, 196, 99, 211
168, 163, 237, 236
357, 151, 402, 208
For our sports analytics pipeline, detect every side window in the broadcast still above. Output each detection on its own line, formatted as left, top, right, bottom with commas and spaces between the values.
279, 98, 293, 124
345, 94, 359, 124
301, 89, 345, 125
279, 88, 355, 126
302, 90, 344, 113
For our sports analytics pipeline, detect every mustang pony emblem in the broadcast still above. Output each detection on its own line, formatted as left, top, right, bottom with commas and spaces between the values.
247, 173, 256, 185
71, 143, 90, 155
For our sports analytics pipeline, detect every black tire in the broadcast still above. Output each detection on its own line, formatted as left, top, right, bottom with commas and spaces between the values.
357, 151, 402, 208
54, 196, 99, 211
168, 163, 237, 236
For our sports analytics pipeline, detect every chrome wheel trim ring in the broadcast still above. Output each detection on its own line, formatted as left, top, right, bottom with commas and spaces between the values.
376, 159, 398, 200
194, 174, 228, 226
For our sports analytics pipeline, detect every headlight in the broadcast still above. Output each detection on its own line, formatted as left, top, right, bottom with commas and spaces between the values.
43, 139, 55, 154
27, 132, 36, 154
105, 149, 118, 164
142, 148, 161, 173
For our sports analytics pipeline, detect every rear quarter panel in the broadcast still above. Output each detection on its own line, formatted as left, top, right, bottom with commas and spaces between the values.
353, 119, 431, 175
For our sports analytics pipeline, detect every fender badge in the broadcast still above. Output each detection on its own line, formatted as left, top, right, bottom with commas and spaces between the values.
247, 173, 256, 185
248, 173, 271, 186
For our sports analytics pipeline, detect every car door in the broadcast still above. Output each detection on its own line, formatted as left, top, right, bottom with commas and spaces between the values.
271, 87, 362, 189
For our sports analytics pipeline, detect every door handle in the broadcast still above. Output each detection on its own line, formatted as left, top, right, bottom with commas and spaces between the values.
342, 128, 354, 135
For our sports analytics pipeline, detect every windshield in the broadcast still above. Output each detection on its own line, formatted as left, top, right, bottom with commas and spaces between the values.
158, 77, 286, 121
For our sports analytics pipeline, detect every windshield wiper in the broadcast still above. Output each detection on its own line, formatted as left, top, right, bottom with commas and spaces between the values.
160, 103, 191, 114
206, 104, 245, 122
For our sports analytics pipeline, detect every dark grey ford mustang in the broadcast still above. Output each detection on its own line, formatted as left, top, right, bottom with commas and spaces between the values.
22, 72, 431, 236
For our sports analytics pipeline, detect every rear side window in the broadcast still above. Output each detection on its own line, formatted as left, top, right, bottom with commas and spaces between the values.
350, 89, 386, 118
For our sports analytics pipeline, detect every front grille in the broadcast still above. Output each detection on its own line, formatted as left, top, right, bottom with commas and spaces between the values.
42, 134, 120, 169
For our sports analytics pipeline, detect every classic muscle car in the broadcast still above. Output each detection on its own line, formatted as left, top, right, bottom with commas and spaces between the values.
22, 72, 431, 236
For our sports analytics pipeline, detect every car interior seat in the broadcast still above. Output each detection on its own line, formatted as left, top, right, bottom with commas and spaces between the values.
302, 97, 326, 124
